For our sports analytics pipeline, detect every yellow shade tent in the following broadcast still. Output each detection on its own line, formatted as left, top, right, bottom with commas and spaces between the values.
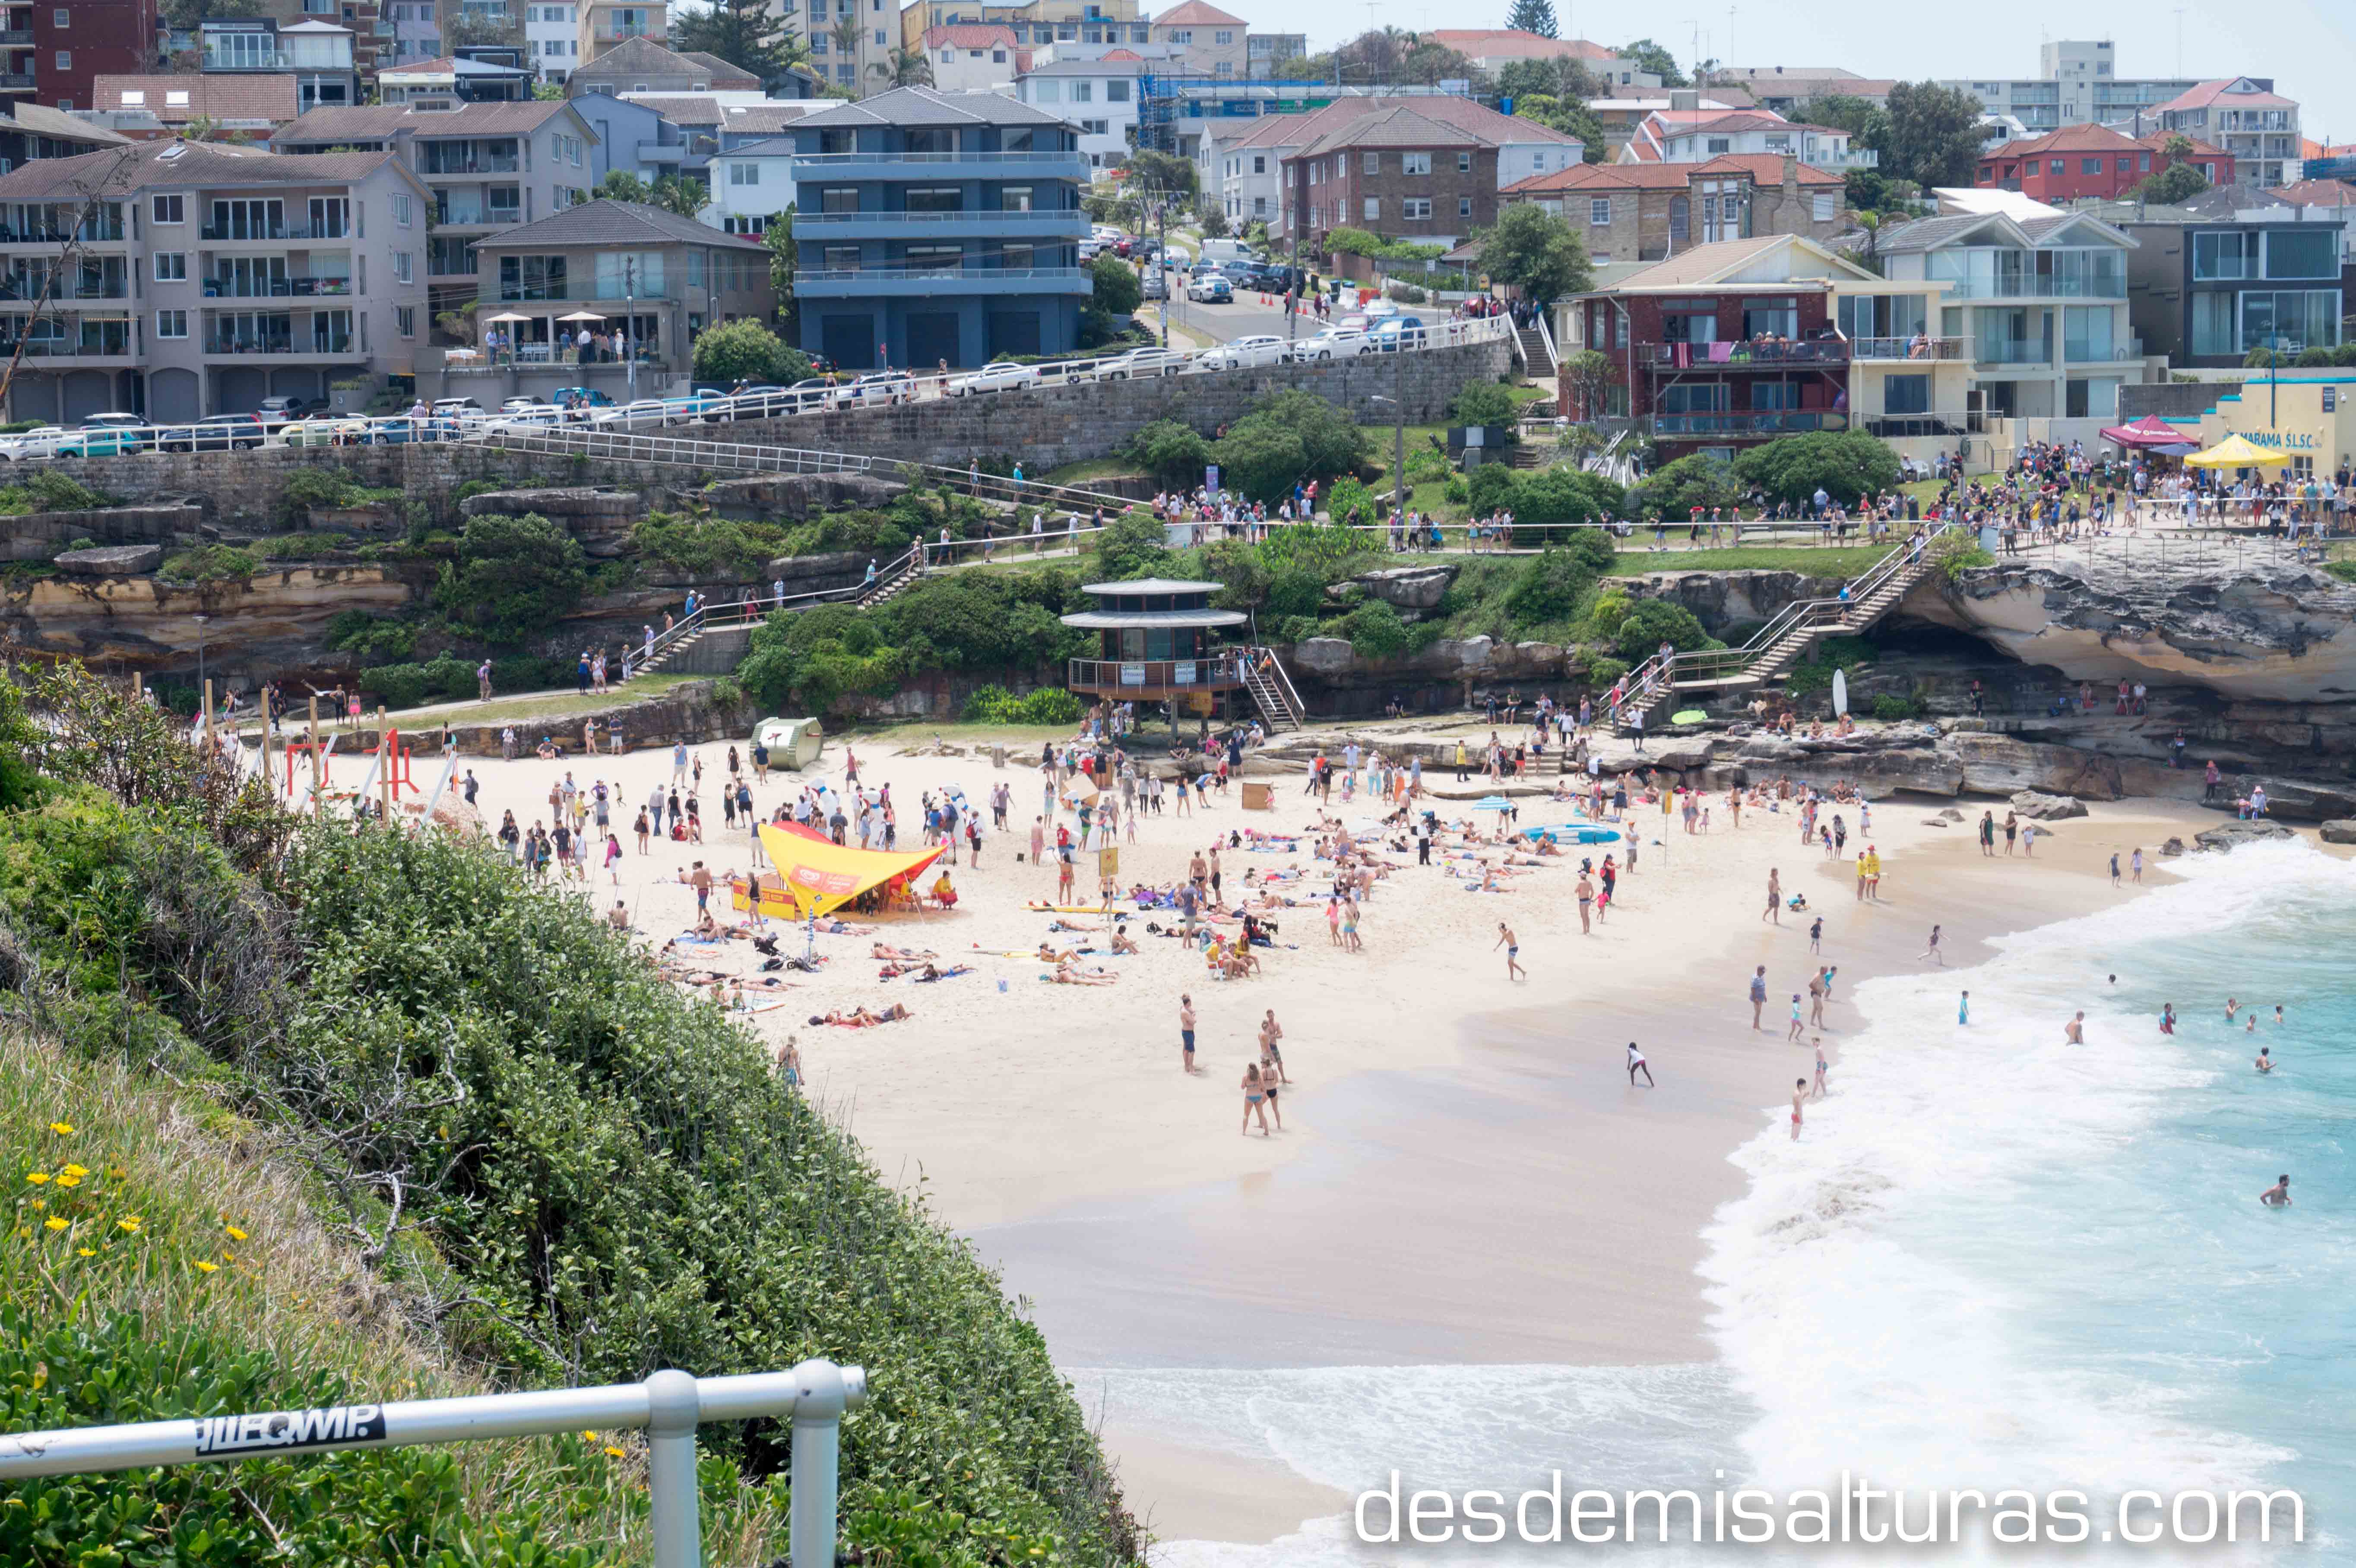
2183, 433, 2294, 468
755, 822, 944, 920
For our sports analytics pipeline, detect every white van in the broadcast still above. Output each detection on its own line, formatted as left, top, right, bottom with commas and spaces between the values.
1197, 239, 1256, 268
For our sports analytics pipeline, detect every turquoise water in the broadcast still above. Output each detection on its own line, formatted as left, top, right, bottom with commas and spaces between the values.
1101, 840, 2352, 1563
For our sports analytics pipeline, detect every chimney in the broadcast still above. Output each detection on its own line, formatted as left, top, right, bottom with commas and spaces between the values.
1782, 152, 1799, 202
1670, 89, 1698, 112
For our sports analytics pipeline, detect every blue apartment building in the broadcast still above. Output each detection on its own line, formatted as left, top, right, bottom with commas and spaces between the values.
788, 87, 1091, 369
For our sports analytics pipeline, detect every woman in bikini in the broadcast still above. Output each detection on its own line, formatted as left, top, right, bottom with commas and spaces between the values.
1241, 1063, 1271, 1137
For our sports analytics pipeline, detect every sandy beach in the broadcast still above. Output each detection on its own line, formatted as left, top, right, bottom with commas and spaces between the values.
433, 718, 2234, 1548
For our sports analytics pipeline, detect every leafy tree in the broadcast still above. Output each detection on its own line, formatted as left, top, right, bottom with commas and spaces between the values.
432, 513, 589, 645
2130, 161, 2209, 205
1616, 38, 1686, 89
1089, 250, 1142, 316
1127, 419, 1215, 488
1214, 418, 1311, 504
1450, 381, 1520, 427
1878, 82, 1984, 192
1516, 465, 1622, 529
763, 204, 798, 297
1478, 202, 1592, 305
1496, 57, 1602, 104
1796, 93, 1890, 147
1614, 596, 1711, 661
870, 45, 933, 87
1561, 348, 1615, 421
597, 170, 652, 203
1504, 0, 1557, 38
1842, 167, 1896, 215
1235, 389, 1371, 489
1510, 93, 1610, 164
671, 0, 805, 79
1629, 452, 1740, 519
1466, 460, 1517, 516
1264, 563, 1326, 619
1731, 430, 1901, 509
692, 318, 808, 385
1118, 147, 1198, 199
1092, 512, 1172, 581
1504, 544, 1598, 627
651, 174, 709, 218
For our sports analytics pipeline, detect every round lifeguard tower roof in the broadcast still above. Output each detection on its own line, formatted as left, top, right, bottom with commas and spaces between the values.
1077, 578, 1223, 595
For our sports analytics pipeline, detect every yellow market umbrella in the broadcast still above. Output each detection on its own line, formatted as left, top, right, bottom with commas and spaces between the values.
2183, 433, 2293, 468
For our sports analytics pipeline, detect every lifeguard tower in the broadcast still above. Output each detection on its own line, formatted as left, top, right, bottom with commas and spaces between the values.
1058, 578, 1303, 733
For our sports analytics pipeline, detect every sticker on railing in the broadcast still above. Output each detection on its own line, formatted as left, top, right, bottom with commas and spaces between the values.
193, 1404, 388, 1456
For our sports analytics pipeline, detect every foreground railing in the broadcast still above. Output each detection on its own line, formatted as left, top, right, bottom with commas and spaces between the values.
0, 1361, 867, 1568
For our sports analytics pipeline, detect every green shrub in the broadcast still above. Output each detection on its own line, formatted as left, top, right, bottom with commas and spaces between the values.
1580, 652, 1628, 687
1092, 512, 1173, 581
1263, 563, 1327, 619
1449, 382, 1520, 429
1503, 545, 1599, 630
1337, 598, 1414, 658
1126, 418, 1214, 489
0, 469, 110, 515
1588, 588, 1631, 637
1614, 597, 1713, 662
432, 512, 588, 645
157, 545, 260, 584
1016, 686, 1083, 724
254, 531, 361, 560
1732, 430, 1903, 510
1466, 461, 1518, 518
1928, 529, 1995, 581
1322, 478, 1379, 528
1443, 474, 1469, 505
1872, 691, 1921, 720
1405, 447, 1454, 485
630, 513, 795, 577
1630, 452, 1741, 519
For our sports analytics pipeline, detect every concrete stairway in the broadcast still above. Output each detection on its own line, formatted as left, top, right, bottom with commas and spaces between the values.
1238, 647, 1306, 732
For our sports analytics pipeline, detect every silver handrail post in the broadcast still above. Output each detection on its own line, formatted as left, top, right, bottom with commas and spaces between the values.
792, 1358, 859, 1568
646, 1369, 703, 1568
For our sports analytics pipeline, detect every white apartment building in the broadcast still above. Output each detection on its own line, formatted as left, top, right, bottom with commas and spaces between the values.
1943, 42, 2198, 137
527, 3, 580, 80
1623, 108, 1875, 171
2156, 79, 2302, 189
1012, 57, 1143, 169
703, 136, 795, 235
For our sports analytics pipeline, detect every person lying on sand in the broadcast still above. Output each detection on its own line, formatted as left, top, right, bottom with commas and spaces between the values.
1036, 942, 1081, 964
910, 963, 973, 982
1046, 918, 1100, 933
1042, 961, 1118, 985
871, 942, 938, 961
811, 1004, 912, 1027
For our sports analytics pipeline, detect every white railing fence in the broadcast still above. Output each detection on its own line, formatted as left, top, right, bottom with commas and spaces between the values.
0, 1360, 867, 1568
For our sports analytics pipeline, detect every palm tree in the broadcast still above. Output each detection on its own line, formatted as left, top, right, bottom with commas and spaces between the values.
827, 16, 861, 83
869, 45, 932, 88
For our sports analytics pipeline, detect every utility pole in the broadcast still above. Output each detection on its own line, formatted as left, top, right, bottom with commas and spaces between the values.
625, 257, 637, 398
1392, 343, 1406, 516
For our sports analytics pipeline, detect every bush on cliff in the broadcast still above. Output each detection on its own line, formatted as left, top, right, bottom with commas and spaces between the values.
0, 665, 1143, 1564
1732, 430, 1903, 510
431, 513, 589, 645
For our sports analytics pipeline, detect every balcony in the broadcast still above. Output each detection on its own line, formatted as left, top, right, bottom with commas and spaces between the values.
1066, 655, 1244, 698
200, 278, 355, 299
422, 157, 522, 176
203, 333, 360, 357
0, 335, 133, 361
1937, 276, 2125, 300
793, 264, 1092, 298
1637, 338, 1848, 369
434, 204, 523, 227
793, 208, 1089, 240
0, 282, 130, 302
0, 223, 124, 245
789, 149, 1091, 183
205, 50, 297, 70
2064, 337, 2144, 363
1651, 411, 1849, 436
1851, 335, 1966, 360
0, 73, 32, 91
1975, 339, 2047, 365
0, 28, 28, 44
199, 223, 349, 241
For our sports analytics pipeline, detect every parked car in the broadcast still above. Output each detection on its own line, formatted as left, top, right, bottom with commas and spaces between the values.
485, 403, 567, 433
0, 426, 66, 461
548, 386, 617, 411
720, 384, 791, 418
1203, 334, 1293, 370
592, 398, 673, 428
950, 360, 1041, 397
278, 415, 373, 447
842, 371, 915, 405
659, 390, 728, 423
1296, 326, 1372, 360
1140, 269, 1168, 300
156, 413, 266, 452
1099, 346, 1190, 379
783, 377, 843, 411
253, 395, 312, 427
1186, 274, 1233, 303
431, 396, 485, 419
1368, 315, 1429, 351
54, 414, 150, 457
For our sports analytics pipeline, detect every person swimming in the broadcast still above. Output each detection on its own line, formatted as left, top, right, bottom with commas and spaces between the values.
2256, 1047, 2274, 1074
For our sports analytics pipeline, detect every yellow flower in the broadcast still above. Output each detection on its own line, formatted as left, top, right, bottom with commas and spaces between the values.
581, 1431, 599, 1442
223, 1225, 247, 1242
194, 1260, 218, 1274
116, 1216, 141, 1233
26, 1200, 42, 1212
23, 1173, 46, 1185
220, 1252, 236, 1263
53, 1175, 79, 1189
42, 1217, 66, 1233
105, 1167, 125, 1181
45, 1123, 71, 1136
75, 1248, 93, 1258
603, 1446, 626, 1459
60, 1165, 86, 1179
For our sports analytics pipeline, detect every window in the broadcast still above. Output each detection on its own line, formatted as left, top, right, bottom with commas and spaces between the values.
2265, 229, 2336, 280
1253, 196, 1266, 215
729, 161, 759, 185
1458, 152, 1472, 173
2117, 158, 2132, 173
120, 90, 144, 105
155, 309, 187, 338
393, 192, 412, 226
1168, 28, 1190, 41
1213, 28, 1231, 42
53, 52, 68, 71
1071, 81, 1091, 102
993, 48, 1006, 61
2081, 157, 2103, 174
1706, 137, 1731, 154
1402, 152, 1430, 175
1081, 118, 1108, 136
397, 304, 416, 337
51, 6, 66, 22
1811, 192, 1836, 222
1107, 78, 1128, 101
1589, 196, 1612, 224
152, 194, 184, 224
1402, 197, 1431, 219
1883, 374, 1930, 415
2192, 231, 2256, 281
1361, 151, 1380, 175
152, 251, 187, 282
1458, 196, 1472, 218
1033, 77, 1057, 101
2049, 159, 2064, 174
2139, 152, 2152, 171
393, 251, 413, 283
1363, 196, 1379, 221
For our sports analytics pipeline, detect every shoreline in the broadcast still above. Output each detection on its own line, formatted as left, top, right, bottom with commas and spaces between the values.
442, 736, 2242, 1549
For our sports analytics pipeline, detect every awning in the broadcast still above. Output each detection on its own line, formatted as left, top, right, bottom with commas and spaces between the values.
2100, 414, 2197, 449
756, 822, 944, 920
2183, 433, 2294, 469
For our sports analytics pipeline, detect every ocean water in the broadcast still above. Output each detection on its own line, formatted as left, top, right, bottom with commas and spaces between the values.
1086, 838, 2353, 1564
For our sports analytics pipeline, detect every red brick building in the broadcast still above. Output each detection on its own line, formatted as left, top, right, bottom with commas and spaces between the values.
1978, 123, 2232, 202
1284, 106, 1498, 249
25, 0, 159, 114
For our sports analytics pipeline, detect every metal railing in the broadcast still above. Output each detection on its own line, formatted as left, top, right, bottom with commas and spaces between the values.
790, 149, 1091, 167
202, 334, 356, 355
200, 278, 355, 298
1652, 410, 1848, 435
794, 209, 1089, 228
1850, 335, 1964, 361
1067, 654, 1244, 691
1638, 339, 1848, 367
794, 265, 1088, 285
0, 1361, 867, 1568
199, 223, 348, 242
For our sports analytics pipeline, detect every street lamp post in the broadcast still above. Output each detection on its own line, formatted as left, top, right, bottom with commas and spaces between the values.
625, 258, 637, 399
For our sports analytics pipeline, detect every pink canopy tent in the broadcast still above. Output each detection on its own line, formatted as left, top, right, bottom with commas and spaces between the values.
2101, 414, 2198, 450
